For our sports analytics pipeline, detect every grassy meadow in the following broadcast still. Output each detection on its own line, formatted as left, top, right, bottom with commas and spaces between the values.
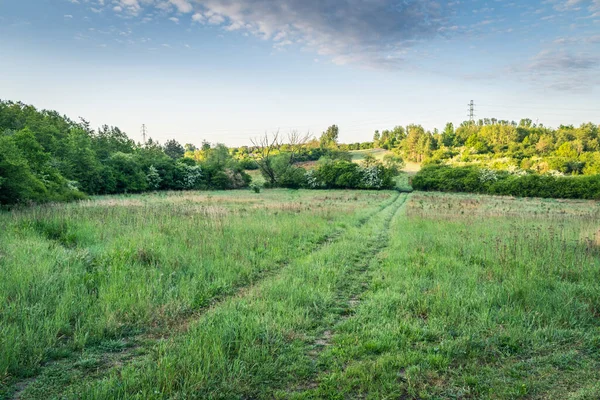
1, 190, 599, 399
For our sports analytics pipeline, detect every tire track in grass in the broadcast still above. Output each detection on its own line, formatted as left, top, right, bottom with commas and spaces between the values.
292, 192, 409, 396
61, 192, 405, 399
10, 192, 401, 400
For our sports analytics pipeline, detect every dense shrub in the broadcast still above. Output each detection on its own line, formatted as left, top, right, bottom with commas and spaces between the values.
313, 159, 396, 190
314, 159, 362, 189
238, 158, 259, 170
413, 165, 600, 200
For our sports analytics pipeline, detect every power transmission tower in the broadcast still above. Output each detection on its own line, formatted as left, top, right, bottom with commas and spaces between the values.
141, 124, 147, 144
468, 100, 475, 122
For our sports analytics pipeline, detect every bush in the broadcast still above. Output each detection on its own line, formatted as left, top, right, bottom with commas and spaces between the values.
249, 183, 261, 193
413, 165, 600, 200
312, 159, 396, 190
239, 158, 259, 170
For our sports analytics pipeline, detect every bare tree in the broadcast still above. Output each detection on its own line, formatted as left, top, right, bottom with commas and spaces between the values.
251, 131, 280, 186
287, 130, 312, 164
250, 130, 311, 186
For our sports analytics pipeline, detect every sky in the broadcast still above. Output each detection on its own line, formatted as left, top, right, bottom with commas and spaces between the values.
0, 0, 599, 146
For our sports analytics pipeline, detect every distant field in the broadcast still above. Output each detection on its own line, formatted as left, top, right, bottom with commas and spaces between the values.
350, 148, 391, 162
245, 168, 265, 184
2, 190, 599, 399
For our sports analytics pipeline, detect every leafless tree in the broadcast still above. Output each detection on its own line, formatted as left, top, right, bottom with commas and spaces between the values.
251, 131, 280, 185
250, 130, 311, 186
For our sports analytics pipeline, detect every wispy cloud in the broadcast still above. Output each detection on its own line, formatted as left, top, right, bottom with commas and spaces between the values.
552, 0, 600, 14
188, 0, 451, 68
169, 0, 193, 13
516, 49, 600, 91
83, 0, 451, 66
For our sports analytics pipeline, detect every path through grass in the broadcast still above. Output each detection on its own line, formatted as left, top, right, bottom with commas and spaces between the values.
2, 190, 600, 399
0, 190, 394, 399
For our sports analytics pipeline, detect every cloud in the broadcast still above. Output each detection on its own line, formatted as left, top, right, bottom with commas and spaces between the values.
64, 14, 74, 18
517, 49, 600, 91
112, 0, 143, 15
553, 34, 600, 44
528, 50, 597, 71
169, 0, 193, 13
169, 16, 179, 23
553, 0, 600, 13
191, 12, 204, 22
188, 0, 450, 68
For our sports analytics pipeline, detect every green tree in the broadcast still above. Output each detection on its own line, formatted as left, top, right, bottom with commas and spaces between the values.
0, 135, 47, 204
164, 139, 185, 159
320, 125, 339, 148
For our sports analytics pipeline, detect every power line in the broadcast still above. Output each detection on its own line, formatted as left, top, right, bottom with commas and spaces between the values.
468, 100, 475, 122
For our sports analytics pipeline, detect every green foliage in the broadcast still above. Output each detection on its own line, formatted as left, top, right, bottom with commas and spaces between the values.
373, 126, 405, 149
314, 159, 362, 188
260, 153, 307, 189
0, 100, 250, 204
313, 158, 396, 190
319, 124, 339, 148
373, 119, 600, 178
146, 165, 162, 190
382, 153, 405, 173
0, 135, 48, 204
107, 152, 148, 193
249, 182, 261, 193
413, 165, 600, 200
163, 139, 185, 160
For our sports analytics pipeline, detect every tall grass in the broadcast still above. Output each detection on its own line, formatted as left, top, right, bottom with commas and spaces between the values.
0, 190, 393, 391
3, 190, 600, 399
302, 192, 600, 399
73, 193, 407, 399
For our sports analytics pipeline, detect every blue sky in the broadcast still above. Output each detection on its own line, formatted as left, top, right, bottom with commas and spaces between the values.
1, 0, 599, 146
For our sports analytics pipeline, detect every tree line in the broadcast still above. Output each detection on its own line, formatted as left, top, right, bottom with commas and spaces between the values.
0, 102, 398, 205
0, 101, 251, 204
373, 119, 600, 175
3, 99, 598, 204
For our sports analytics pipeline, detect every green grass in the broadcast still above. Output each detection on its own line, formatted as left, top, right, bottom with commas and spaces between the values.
2, 190, 600, 399
350, 148, 392, 162
297, 193, 600, 399
244, 168, 265, 185
0, 190, 392, 398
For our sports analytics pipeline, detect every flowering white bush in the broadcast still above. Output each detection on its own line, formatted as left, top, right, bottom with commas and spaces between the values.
182, 165, 202, 189
548, 170, 565, 177
507, 165, 527, 176
361, 166, 384, 189
305, 169, 321, 189
146, 165, 162, 190
479, 168, 498, 184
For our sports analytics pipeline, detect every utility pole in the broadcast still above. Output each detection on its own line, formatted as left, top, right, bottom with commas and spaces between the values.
468, 100, 475, 122
141, 124, 147, 144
